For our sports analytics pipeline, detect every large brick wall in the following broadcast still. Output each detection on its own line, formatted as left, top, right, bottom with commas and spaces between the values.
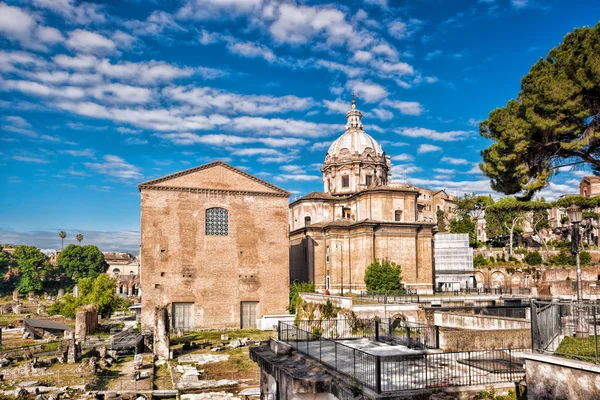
139, 162, 290, 330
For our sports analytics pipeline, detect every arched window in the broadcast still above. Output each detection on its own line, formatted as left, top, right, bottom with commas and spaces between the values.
395, 210, 402, 221
305, 216, 311, 226
206, 208, 229, 236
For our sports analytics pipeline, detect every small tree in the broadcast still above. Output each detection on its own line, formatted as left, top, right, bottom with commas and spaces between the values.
525, 251, 543, 266
436, 209, 447, 232
58, 244, 108, 282
364, 259, 402, 292
13, 245, 49, 293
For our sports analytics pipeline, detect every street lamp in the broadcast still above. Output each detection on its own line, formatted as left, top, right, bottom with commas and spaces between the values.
567, 205, 583, 302
568, 205, 587, 337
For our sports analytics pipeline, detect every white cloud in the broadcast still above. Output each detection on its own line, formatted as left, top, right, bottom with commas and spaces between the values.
315, 60, 364, 78
91, 83, 153, 104
85, 155, 142, 180
417, 144, 442, 153
345, 80, 387, 103
274, 174, 321, 182
53, 54, 98, 69
269, 4, 355, 47
351, 50, 373, 63
126, 10, 185, 36
12, 155, 49, 163
177, 0, 263, 20
61, 149, 94, 157
424, 50, 442, 61
164, 86, 312, 115
383, 100, 423, 116
371, 108, 393, 120
31, 0, 105, 24
391, 164, 422, 175
230, 148, 282, 156
441, 157, 469, 165
226, 40, 276, 62
0, 3, 63, 50
391, 154, 414, 162
310, 141, 332, 152
323, 98, 350, 114
465, 163, 483, 174
408, 178, 495, 196
5, 115, 31, 128
159, 133, 307, 148
66, 29, 116, 54
371, 43, 398, 61
124, 137, 148, 145
388, 18, 423, 39
394, 127, 472, 141
434, 168, 455, 174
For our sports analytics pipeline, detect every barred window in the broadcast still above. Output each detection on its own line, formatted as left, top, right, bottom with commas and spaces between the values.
205, 208, 229, 236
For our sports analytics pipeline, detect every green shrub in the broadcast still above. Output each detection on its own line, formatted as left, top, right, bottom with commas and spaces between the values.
474, 254, 488, 267
580, 250, 592, 266
364, 259, 402, 291
288, 282, 315, 314
525, 251, 543, 266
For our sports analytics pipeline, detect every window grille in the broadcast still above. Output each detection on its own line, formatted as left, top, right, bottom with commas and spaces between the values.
206, 208, 229, 236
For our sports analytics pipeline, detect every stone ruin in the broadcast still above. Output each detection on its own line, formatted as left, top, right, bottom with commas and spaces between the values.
56, 339, 81, 363
153, 306, 170, 360
75, 304, 98, 340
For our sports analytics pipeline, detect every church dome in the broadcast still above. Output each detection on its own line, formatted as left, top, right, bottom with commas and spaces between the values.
327, 129, 383, 156
326, 99, 383, 157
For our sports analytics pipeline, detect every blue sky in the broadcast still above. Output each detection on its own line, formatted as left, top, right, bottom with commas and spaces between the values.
1, 0, 599, 253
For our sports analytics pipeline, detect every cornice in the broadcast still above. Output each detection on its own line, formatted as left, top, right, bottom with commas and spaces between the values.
139, 185, 290, 198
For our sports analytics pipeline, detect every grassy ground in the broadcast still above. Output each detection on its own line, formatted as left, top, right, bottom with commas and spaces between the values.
555, 335, 600, 363
153, 362, 173, 390
171, 329, 273, 386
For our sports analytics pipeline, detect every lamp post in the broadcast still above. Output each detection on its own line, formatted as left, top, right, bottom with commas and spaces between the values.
567, 205, 583, 302
567, 205, 587, 337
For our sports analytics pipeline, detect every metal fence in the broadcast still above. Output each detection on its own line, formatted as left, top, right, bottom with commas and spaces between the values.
379, 319, 438, 349
279, 321, 526, 393
358, 288, 531, 305
531, 300, 600, 364
0, 341, 61, 358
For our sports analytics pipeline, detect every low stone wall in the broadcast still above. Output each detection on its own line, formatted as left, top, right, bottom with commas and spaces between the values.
299, 293, 353, 309
434, 311, 530, 330
439, 328, 531, 351
522, 353, 600, 400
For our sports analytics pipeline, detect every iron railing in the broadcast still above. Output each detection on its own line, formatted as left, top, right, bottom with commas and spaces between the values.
358, 288, 531, 305
379, 319, 438, 349
279, 321, 526, 393
531, 300, 600, 364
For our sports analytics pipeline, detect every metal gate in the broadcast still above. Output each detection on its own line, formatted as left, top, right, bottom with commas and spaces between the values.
531, 300, 562, 353
173, 302, 194, 330
240, 301, 258, 329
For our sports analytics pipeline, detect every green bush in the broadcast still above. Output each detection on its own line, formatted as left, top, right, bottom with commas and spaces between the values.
474, 254, 488, 267
525, 251, 543, 266
288, 282, 315, 314
580, 251, 592, 266
364, 259, 402, 292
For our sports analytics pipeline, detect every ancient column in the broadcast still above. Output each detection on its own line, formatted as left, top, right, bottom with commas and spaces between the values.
153, 306, 170, 360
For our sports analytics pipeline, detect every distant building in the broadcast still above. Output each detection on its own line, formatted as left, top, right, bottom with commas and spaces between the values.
104, 252, 140, 276
434, 234, 475, 291
138, 161, 290, 330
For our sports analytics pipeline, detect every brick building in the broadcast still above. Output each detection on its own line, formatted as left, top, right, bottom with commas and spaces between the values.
138, 161, 290, 330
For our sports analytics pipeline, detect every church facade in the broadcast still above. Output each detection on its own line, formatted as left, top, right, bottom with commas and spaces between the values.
289, 100, 453, 294
139, 162, 290, 330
